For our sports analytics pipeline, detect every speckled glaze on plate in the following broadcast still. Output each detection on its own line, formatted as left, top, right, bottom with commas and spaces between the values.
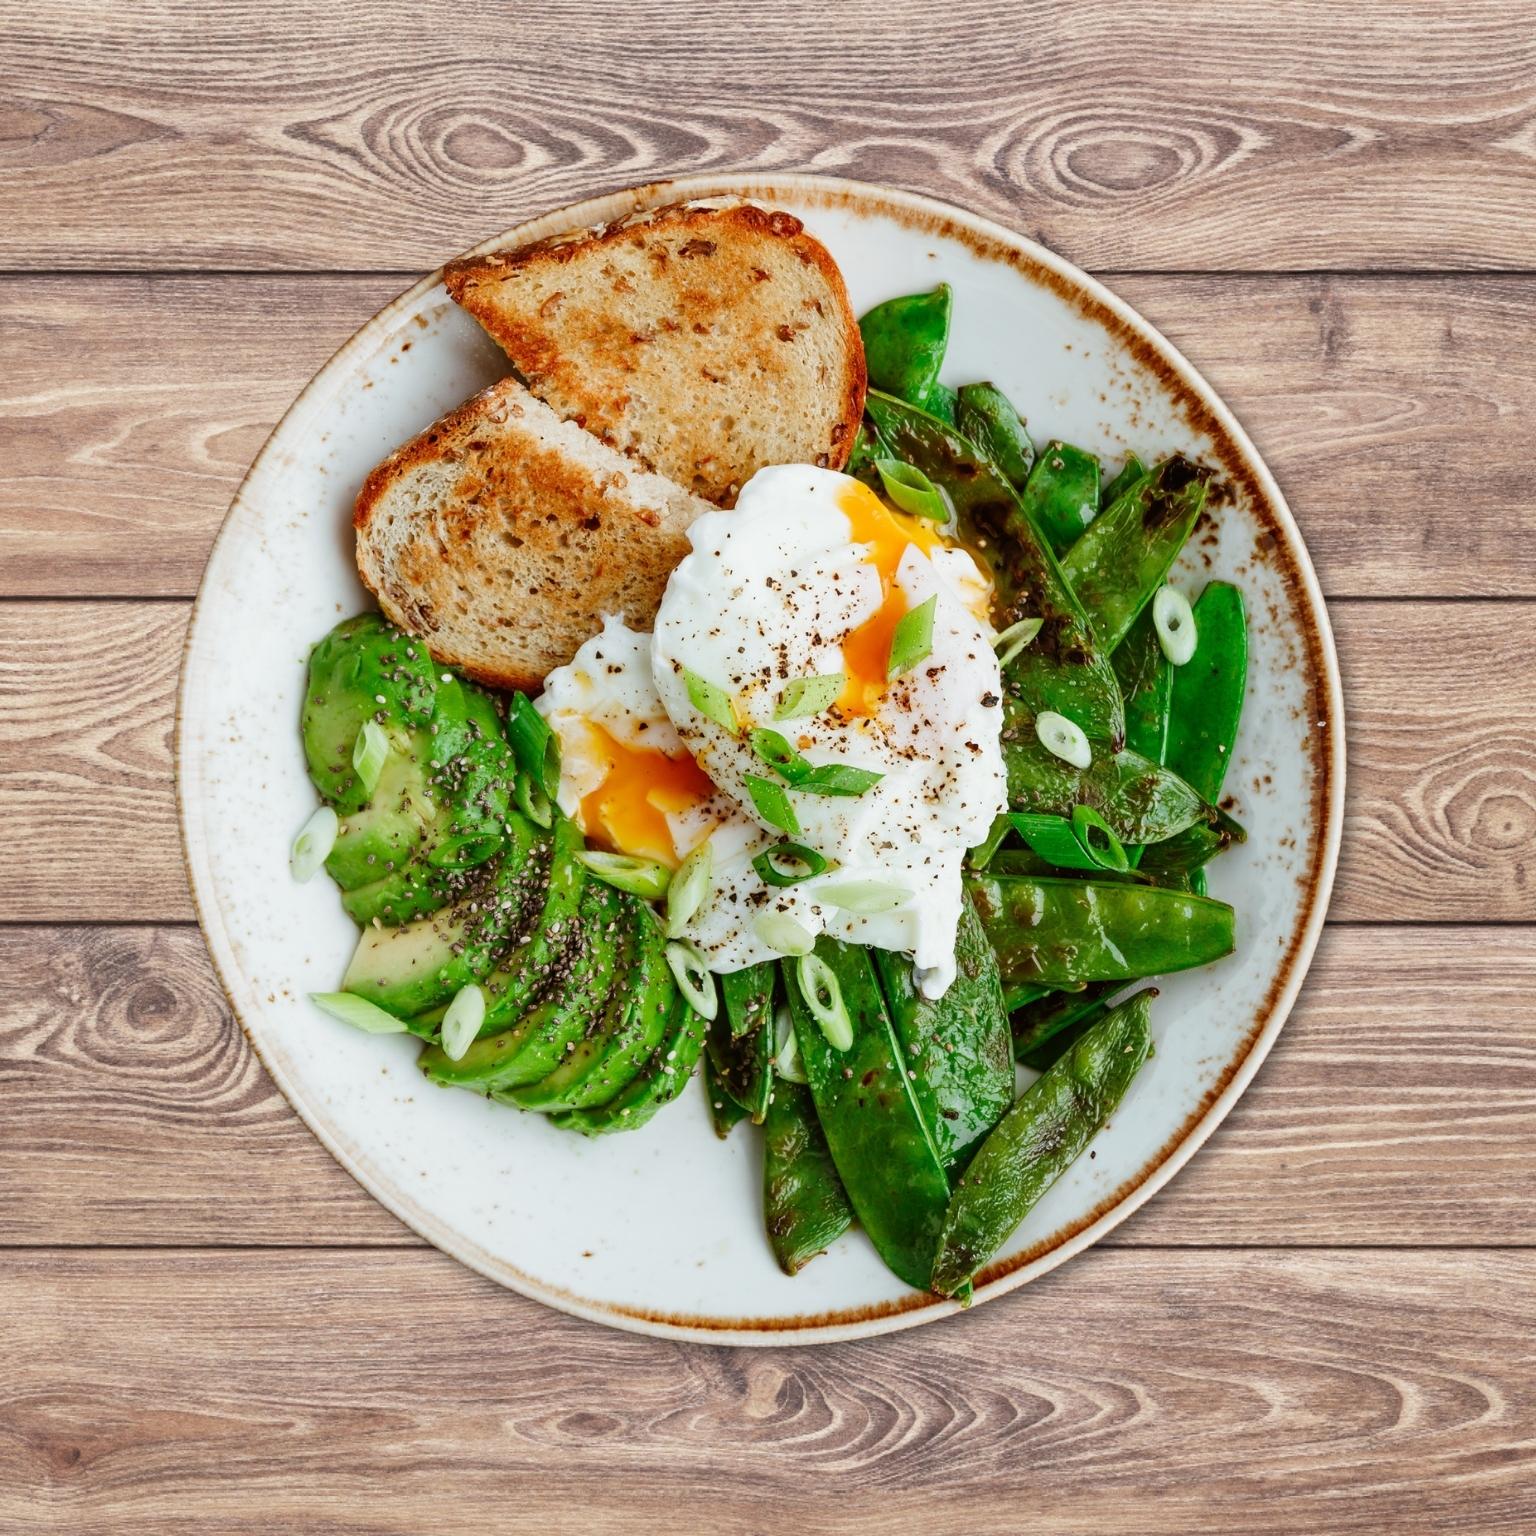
176, 175, 1345, 1345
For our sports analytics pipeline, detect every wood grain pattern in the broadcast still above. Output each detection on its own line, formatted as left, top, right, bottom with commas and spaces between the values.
3, 599, 1531, 923
5, 274, 1536, 598
3, 924, 1532, 1249
5, 2, 1536, 274
4, 1248, 1533, 1533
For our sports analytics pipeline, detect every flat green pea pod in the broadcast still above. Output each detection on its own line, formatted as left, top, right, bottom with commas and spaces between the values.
1100, 452, 1146, 510
303, 613, 438, 814
763, 1078, 854, 1275
704, 1055, 749, 1138
1003, 733, 1214, 844
1062, 455, 1211, 653
1011, 981, 1121, 1065
784, 940, 953, 1292
707, 964, 775, 1123
866, 390, 1124, 746
859, 284, 951, 406
1112, 607, 1172, 767
955, 383, 1035, 487
872, 897, 1013, 1174
932, 990, 1154, 1296
1138, 807, 1246, 887
968, 873, 1235, 993
1165, 581, 1248, 802
1020, 441, 1100, 555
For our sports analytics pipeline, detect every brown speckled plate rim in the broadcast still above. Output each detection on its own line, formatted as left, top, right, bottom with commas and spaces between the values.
176, 172, 1346, 1347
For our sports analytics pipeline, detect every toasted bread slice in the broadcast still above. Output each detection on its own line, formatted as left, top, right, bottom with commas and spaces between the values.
443, 201, 866, 506
354, 378, 714, 692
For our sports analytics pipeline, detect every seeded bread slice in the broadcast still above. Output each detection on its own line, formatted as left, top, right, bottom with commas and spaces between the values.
443, 201, 866, 506
354, 377, 714, 692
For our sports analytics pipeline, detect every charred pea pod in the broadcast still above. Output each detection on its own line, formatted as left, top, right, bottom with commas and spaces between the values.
1138, 807, 1247, 886
1100, 452, 1147, 510
1113, 607, 1172, 768
1061, 455, 1211, 654
865, 390, 1125, 747
1003, 729, 1216, 844
859, 284, 952, 407
784, 940, 953, 1292
968, 873, 1235, 993
763, 1078, 855, 1275
704, 1054, 749, 1139
956, 383, 1036, 486
871, 897, 1014, 1174
707, 963, 776, 1123
1020, 441, 1101, 555
1010, 980, 1123, 1066
931, 990, 1155, 1296
1165, 581, 1249, 802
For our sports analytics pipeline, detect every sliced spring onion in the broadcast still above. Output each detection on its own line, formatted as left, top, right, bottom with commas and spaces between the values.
887, 594, 937, 679
665, 837, 713, 937
1007, 811, 1094, 869
993, 616, 1044, 668
1153, 585, 1197, 666
773, 672, 844, 721
513, 772, 553, 829
507, 693, 561, 800
795, 952, 854, 1051
816, 879, 912, 914
793, 762, 884, 798
310, 991, 410, 1035
773, 1004, 807, 1083
748, 727, 811, 782
752, 842, 831, 887
874, 457, 949, 521
427, 831, 503, 870
351, 720, 390, 798
743, 773, 801, 837
754, 911, 815, 957
666, 940, 719, 1021
577, 849, 672, 900
967, 812, 1013, 870
1071, 804, 1131, 873
290, 806, 339, 882
1035, 710, 1092, 770
440, 983, 486, 1061
684, 668, 739, 733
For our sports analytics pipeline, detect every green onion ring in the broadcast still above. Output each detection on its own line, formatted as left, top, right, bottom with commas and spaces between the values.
666, 940, 719, 1021
873, 457, 950, 521
665, 837, 714, 937
440, 983, 486, 1061
506, 693, 561, 800
754, 911, 815, 956
795, 952, 854, 1051
351, 720, 390, 798
993, 616, 1043, 668
1034, 710, 1092, 770
683, 668, 740, 733
751, 842, 831, 887
290, 806, 338, 883
773, 673, 844, 721
310, 991, 411, 1035
1153, 585, 1197, 666
816, 879, 912, 914
1071, 803, 1130, 873
773, 1005, 808, 1083
887, 594, 937, 679
743, 774, 801, 837
576, 849, 673, 901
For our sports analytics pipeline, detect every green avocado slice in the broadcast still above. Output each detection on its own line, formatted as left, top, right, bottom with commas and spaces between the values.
499, 898, 674, 1113
418, 879, 624, 1092
551, 992, 709, 1136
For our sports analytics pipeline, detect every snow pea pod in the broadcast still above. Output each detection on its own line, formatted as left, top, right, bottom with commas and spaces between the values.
1020, 441, 1100, 555
704, 1055, 749, 1138
872, 897, 1013, 1173
1113, 607, 1172, 766
1165, 580, 1248, 802
1011, 981, 1122, 1066
955, 382, 1035, 486
708, 963, 775, 1122
1003, 733, 1214, 844
1100, 452, 1147, 510
859, 284, 951, 406
1138, 807, 1246, 885
785, 940, 952, 1292
1062, 455, 1210, 652
968, 873, 1235, 992
865, 390, 1125, 746
763, 1078, 854, 1275
932, 990, 1154, 1296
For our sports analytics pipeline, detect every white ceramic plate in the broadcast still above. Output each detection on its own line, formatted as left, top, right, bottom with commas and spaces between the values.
178, 175, 1344, 1344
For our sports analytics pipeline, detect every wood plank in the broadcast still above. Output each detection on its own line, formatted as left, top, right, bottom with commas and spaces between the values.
4, 273, 1535, 599
3, 1248, 1532, 1533
3, 924, 1532, 1249
3, 599, 1532, 923
4, 2, 1536, 274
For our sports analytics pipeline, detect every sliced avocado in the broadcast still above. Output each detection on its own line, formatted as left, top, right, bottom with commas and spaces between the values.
419, 879, 625, 1092
303, 614, 436, 814
501, 897, 675, 1113
472, 814, 587, 1036
551, 993, 708, 1137
324, 726, 435, 889
339, 823, 556, 1018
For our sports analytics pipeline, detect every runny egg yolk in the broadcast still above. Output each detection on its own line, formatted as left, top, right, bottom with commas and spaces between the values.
835, 478, 947, 718
577, 723, 717, 866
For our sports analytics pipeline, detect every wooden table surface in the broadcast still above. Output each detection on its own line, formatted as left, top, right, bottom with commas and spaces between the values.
3, 3, 1535, 1531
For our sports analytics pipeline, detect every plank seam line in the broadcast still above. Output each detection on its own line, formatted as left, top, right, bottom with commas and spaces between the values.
0, 1241, 1530, 1255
